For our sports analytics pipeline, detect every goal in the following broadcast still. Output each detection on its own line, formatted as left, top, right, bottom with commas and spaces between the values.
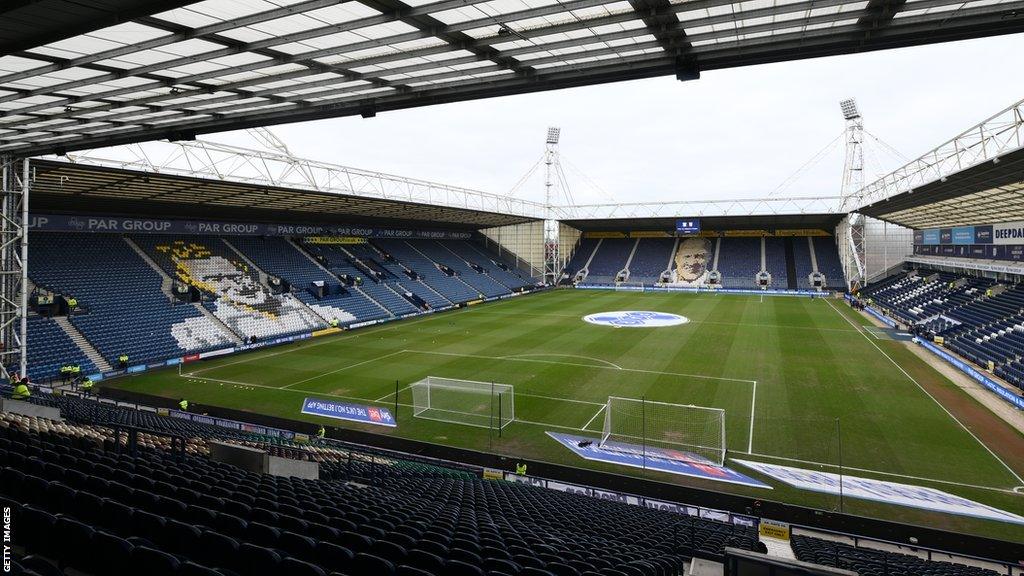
600, 396, 726, 466
615, 282, 645, 292
410, 376, 514, 430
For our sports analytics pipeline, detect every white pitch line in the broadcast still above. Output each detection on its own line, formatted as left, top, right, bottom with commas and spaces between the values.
376, 382, 414, 403
405, 349, 757, 384
748, 380, 757, 454
730, 451, 1019, 494
504, 353, 623, 370
283, 350, 408, 389
582, 404, 607, 430
183, 370, 603, 434
514, 417, 596, 433
378, 384, 607, 407
181, 374, 255, 387
187, 362, 604, 422
189, 309, 472, 375
184, 373, 401, 405
824, 298, 1024, 486
468, 309, 861, 333
519, 392, 605, 407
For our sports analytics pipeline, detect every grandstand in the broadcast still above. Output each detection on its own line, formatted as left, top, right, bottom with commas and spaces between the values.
560, 215, 846, 290
4, 388, 762, 576
628, 239, 677, 284
4, 2, 1024, 575
30, 233, 237, 371
21, 231, 538, 382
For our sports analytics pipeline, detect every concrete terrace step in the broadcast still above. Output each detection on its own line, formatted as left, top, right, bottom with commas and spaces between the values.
288, 238, 393, 318
193, 302, 243, 344
123, 236, 174, 299
54, 316, 113, 372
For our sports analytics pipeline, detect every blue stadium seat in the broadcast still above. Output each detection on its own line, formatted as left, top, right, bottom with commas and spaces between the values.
763, 238, 789, 288
375, 239, 479, 304
583, 239, 634, 284
628, 238, 675, 283
811, 237, 845, 289
26, 316, 96, 383
29, 232, 234, 368
715, 238, 760, 288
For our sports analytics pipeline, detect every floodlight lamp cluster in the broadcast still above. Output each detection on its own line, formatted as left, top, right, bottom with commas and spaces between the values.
839, 98, 860, 120
546, 127, 561, 144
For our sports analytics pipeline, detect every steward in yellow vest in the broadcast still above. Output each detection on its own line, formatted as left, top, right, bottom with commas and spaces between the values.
12, 383, 30, 400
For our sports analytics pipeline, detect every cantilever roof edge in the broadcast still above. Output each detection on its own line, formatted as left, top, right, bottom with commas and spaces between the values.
1, 0, 1022, 156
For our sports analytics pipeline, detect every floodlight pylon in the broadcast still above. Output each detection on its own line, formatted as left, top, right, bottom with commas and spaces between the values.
544, 127, 562, 285
838, 98, 866, 290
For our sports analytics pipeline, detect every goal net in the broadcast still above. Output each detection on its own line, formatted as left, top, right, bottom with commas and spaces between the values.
410, 376, 514, 429
600, 396, 725, 466
615, 282, 645, 292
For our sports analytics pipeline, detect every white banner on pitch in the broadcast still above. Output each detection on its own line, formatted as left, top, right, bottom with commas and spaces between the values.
733, 459, 1024, 525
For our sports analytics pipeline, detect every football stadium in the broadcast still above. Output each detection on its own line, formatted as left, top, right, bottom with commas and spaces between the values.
2, 1, 1024, 575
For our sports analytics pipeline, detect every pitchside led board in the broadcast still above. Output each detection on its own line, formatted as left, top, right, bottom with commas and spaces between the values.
676, 219, 701, 235
913, 220, 1024, 262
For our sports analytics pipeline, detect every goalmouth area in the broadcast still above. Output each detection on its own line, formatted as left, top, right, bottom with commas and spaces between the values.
107, 289, 1024, 541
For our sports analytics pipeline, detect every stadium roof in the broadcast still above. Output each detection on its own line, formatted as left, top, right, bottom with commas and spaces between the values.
3, 0, 1024, 157
858, 147, 1024, 229
562, 212, 845, 231
855, 97, 1024, 229
29, 157, 539, 228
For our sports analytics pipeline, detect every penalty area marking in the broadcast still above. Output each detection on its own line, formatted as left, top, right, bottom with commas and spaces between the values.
502, 353, 623, 370
824, 298, 1024, 487
403, 348, 759, 453
405, 349, 757, 384
283, 350, 408, 389
582, 403, 607, 431
181, 371, 605, 434
375, 380, 605, 409
178, 361, 1020, 493
185, 344, 759, 459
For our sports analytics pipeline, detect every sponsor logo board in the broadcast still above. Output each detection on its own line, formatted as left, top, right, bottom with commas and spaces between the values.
919, 340, 1024, 410
300, 398, 396, 427
28, 213, 472, 239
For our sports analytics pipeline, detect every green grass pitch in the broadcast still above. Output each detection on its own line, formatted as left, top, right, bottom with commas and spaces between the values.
108, 289, 1024, 541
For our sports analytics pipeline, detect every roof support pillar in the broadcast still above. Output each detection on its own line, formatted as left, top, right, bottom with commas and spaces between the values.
0, 156, 29, 379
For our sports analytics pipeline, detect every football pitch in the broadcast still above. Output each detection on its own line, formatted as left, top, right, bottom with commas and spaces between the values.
109, 289, 1024, 541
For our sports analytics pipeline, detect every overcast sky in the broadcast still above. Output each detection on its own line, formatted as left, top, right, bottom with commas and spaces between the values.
207, 33, 1024, 207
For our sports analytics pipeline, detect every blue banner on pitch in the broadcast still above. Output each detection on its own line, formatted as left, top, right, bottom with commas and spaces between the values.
301, 398, 396, 427
546, 432, 770, 489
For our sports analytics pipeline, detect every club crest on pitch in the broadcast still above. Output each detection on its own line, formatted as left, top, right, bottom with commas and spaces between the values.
582, 311, 689, 327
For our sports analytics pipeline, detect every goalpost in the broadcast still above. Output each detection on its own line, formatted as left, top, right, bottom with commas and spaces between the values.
410, 376, 514, 430
600, 396, 726, 466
